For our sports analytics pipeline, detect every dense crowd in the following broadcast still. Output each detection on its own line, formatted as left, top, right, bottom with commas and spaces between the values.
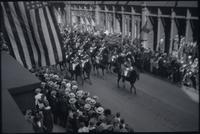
1, 24, 198, 133
24, 66, 133, 133
61, 27, 199, 91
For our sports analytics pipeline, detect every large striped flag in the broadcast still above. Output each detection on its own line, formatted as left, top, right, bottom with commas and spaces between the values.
1, 1, 64, 69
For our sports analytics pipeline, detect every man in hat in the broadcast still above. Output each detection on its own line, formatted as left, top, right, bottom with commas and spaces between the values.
78, 122, 89, 133
42, 101, 53, 133
48, 90, 59, 125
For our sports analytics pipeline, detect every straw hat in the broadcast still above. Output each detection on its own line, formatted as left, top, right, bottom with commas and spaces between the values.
92, 95, 99, 100
69, 98, 77, 104
84, 91, 90, 97
44, 73, 48, 77
90, 99, 96, 105
61, 81, 66, 85
50, 90, 57, 96
62, 79, 67, 82
72, 85, 78, 91
35, 93, 42, 100
66, 83, 71, 88
96, 107, 104, 114
84, 103, 91, 111
65, 87, 71, 92
76, 90, 84, 98
85, 97, 92, 103
71, 80, 78, 85
41, 82, 46, 86
68, 92, 75, 98
35, 88, 41, 94
49, 73, 54, 78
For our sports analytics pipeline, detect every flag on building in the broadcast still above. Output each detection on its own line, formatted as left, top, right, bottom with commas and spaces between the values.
141, 20, 151, 33
1, 1, 64, 69
85, 17, 90, 26
91, 18, 95, 26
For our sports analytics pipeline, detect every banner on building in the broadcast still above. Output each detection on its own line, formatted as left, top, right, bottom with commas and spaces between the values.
1, 2, 64, 69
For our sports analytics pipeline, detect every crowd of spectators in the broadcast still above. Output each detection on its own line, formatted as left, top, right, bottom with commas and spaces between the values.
61, 27, 199, 91
24, 66, 133, 133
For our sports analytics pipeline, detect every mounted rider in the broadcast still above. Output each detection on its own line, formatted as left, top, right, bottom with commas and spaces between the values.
121, 57, 133, 77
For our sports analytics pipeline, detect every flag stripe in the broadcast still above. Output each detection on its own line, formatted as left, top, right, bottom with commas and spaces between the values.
48, 6, 65, 61
38, 8, 56, 65
13, 2, 36, 67
8, 2, 32, 69
2, 19, 16, 59
35, 8, 50, 66
19, 2, 41, 67
29, 9, 47, 67
45, 6, 63, 62
3, 2, 28, 68
2, 2, 64, 69
42, 7, 59, 63
2, 3, 23, 65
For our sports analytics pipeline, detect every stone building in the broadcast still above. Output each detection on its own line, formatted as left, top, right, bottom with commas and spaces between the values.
52, 1, 198, 54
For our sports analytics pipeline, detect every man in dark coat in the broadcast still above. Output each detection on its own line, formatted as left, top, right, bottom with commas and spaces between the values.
42, 101, 54, 133
48, 90, 59, 125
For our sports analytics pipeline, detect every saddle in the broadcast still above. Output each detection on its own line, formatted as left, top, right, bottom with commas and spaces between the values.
81, 59, 88, 68
122, 67, 133, 77
72, 62, 79, 71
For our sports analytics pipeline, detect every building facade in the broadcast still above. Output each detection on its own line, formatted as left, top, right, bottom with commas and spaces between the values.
54, 1, 198, 54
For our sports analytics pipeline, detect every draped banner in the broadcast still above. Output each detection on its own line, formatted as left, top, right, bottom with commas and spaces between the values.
1, 1, 64, 69
147, 16, 154, 50
116, 14, 121, 34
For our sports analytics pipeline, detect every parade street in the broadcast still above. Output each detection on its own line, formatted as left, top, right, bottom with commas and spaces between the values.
74, 71, 199, 132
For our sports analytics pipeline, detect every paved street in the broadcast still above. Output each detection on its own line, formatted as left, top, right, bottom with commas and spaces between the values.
75, 70, 199, 132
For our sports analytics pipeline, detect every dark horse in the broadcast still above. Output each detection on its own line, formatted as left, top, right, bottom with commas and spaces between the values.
69, 60, 84, 85
81, 58, 92, 85
114, 56, 139, 94
93, 48, 109, 77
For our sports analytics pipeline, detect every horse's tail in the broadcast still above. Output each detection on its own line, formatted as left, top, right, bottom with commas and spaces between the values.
136, 70, 140, 80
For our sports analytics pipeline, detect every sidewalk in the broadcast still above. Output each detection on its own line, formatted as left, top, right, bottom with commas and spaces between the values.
181, 86, 199, 103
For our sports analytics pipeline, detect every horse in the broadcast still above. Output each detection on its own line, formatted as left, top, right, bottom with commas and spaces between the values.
93, 48, 109, 77
69, 59, 84, 85
114, 56, 139, 94
80, 58, 92, 85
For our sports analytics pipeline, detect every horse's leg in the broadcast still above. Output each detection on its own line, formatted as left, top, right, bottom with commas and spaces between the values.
130, 83, 133, 94
117, 74, 121, 88
122, 77, 125, 89
88, 71, 92, 85
60, 62, 62, 71
81, 74, 84, 86
71, 72, 74, 80
97, 66, 99, 77
102, 68, 104, 77
133, 84, 136, 94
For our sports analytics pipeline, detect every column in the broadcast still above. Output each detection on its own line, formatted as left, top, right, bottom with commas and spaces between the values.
84, 5, 88, 28
169, 9, 175, 54
65, 3, 72, 25
156, 8, 161, 51
127, 16, 130, 37
185, 9, 192, 43
112, 6, 116, 33
121, 6, 125, 38
95, 4, 100, 29
141, 3, 148, 48
105, 5, 108, 31
131, 7, 136, 42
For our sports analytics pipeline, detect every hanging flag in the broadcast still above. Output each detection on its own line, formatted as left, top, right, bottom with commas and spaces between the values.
141, 20, 151, 33
85, 17, 90, 26
87, 16, 92, 25
80, 17, 84, 25
91, 18, 95, 26
1, 1, 64, 69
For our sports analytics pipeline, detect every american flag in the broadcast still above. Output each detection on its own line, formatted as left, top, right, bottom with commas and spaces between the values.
1, 1, 64, 69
